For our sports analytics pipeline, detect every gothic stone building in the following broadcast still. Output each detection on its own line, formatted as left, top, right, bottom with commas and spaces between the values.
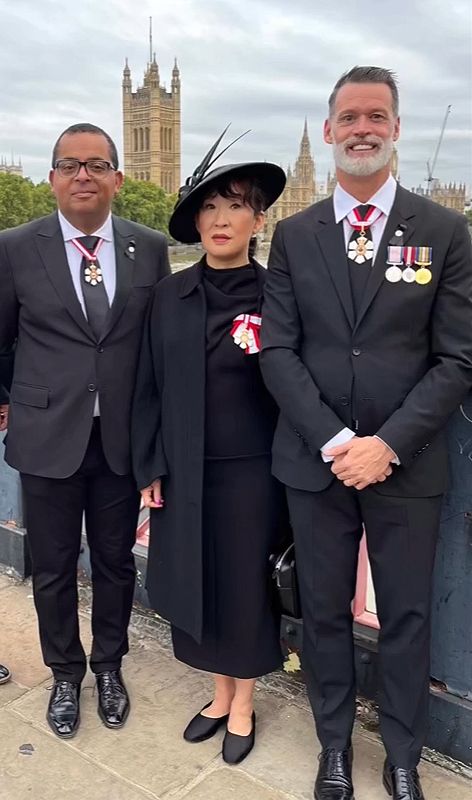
265, 120, 316, 239
122, 55, 181, 193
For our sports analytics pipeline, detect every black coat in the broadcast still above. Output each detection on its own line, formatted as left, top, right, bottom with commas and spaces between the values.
0, 212, 170, 478
132, 260, 267, 641
260, 185, 472, 496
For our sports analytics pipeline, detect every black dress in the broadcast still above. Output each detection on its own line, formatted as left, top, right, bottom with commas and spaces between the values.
171, 262, 284, 678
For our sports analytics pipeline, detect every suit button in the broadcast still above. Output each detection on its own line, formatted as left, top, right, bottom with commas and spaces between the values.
88, 384, 96, 392
352, 348, 361, 356
97, 347, 104, 353
340, 396, 349, 406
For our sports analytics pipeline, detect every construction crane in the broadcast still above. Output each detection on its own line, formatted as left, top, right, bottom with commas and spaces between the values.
426, 105, 452, 189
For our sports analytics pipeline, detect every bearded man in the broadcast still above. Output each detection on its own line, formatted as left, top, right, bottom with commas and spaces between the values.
260, 66, 472, 800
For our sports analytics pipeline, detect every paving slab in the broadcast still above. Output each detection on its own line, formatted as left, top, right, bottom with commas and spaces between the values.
0, 680, 27, 708
0, 709, 154, 800
0, 585, 92, 688
179, 768, 295, 799
8, 648, 222, 798
0, 573, 13, 590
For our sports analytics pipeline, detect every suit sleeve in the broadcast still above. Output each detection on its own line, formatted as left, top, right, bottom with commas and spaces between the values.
260, 223, 346, 453
131, 285, 168, 490
377, 214, 472, 464
155, 231, 171, 280
0, 236, 18, 401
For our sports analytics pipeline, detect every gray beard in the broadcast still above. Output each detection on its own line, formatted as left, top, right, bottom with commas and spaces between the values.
333, 138, 394, 176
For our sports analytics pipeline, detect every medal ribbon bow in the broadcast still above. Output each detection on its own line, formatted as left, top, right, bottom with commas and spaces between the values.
230, 313, 262, 355
347, 205, 383, 231
71, 237, 105, 262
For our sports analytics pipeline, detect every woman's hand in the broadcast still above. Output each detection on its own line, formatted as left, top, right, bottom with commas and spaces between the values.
141, 479, 164, 509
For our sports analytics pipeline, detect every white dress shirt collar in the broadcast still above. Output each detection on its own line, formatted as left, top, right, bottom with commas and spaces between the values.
333, 174, 397, 224
58, 210, 113, 243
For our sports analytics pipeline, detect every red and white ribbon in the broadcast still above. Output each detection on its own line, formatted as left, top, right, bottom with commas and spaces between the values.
346, 205, 383, 231
230, 313, 262, 355
71, 237, 105, 262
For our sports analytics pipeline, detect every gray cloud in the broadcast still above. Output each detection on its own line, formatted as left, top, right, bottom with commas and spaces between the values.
0, 0, 470, 190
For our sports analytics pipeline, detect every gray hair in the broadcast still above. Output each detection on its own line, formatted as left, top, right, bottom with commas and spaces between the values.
328, 66, 399, 117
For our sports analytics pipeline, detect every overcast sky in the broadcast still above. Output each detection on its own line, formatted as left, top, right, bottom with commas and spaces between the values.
1, 0, 471, 192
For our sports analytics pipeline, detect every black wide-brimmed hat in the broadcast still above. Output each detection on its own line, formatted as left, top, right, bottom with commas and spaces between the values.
169, 126, 286, 244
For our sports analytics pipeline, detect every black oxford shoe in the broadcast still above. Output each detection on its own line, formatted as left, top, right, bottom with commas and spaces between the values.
314, 748, 354, 800
96, 670, 130, 729
222, 712, 256, 765
383, 760, 425, 800
0, 663, 11, 684
47, 680, 81, 739
183, 701, 229, 743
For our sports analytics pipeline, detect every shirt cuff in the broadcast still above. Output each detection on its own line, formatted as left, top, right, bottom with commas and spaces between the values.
374, 435, 400, 465
321, 428, 356, 463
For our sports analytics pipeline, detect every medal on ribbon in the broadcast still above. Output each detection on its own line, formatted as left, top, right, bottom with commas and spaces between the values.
72, 237, 105, 286
230, 313, 262, 354
402, 246, 416, 283
347, 205, 383, 265
415, 246, 432, 284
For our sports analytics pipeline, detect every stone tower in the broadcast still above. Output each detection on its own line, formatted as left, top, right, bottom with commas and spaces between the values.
265, 119, 316, 239
122, 26, 181, 193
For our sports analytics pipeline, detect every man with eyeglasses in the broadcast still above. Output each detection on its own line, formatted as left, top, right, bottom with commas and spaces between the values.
0, 123, 170, 738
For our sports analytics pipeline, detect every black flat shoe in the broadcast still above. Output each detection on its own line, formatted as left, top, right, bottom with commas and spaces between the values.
222, 711, 256, 765
383, 760, 425, 800
96, 669, 130, 729
47, 680, 81, 739
314, 748, 354, 800
183, 701, 229, 743
0, 663, 11, 684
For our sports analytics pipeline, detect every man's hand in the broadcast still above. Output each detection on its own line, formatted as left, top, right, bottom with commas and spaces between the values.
325, 436, 395, 490
141, 479, 164, 509
0, 405, 8, 432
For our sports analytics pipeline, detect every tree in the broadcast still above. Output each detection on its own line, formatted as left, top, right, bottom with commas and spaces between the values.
31, 181, 56, 219
112, 178, 174, 235
0, 173, 34, 230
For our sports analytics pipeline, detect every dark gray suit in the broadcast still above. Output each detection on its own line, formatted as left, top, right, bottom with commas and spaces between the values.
260, 186, 472, 767
0, 211, 170, 681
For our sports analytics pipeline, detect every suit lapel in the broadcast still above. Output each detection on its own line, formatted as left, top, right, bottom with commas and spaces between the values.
178, 263, 207, 437
314, 200, 355, 329
100, 216, 136, 341
35, 213, 95, 341
354, 185, 417, 330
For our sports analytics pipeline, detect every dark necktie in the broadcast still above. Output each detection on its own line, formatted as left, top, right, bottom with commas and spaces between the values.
347, 204, 374, 316
78, 236, 110, 339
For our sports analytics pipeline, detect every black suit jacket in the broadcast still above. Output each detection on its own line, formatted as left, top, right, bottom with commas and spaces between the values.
0, 211, 170, 478
260, 185, 472, 497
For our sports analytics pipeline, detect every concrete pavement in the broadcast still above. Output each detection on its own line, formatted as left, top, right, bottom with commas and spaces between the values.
0, 569, 470, 800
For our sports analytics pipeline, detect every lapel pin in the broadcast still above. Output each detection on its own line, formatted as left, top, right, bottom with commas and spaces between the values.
125, 241, 136, 260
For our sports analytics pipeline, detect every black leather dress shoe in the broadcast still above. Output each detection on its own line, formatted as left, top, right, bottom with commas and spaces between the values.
47, 680, 81, 739
96, 670, 130, 729
314, 748, 354, 800
222, 712, 256, 765
0, 663, 11, 684
183, 701, 229, 743
383, 760, 425, 799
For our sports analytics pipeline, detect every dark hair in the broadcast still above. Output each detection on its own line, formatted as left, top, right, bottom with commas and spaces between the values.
198, 174, 266, 260
200, 174, 268, 214
328, 66, 399, 117
51, 123, 119, 169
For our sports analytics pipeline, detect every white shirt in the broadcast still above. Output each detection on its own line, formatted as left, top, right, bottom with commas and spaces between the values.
321, 174, 399, 463
58, 210, 116, 311
58, 211, 117, 416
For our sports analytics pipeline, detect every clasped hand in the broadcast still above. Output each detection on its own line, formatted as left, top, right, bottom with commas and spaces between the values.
325, 436, 394, 491
141, 479, 164, 509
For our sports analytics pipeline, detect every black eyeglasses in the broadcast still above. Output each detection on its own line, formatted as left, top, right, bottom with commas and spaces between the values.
54, 159, 117, 178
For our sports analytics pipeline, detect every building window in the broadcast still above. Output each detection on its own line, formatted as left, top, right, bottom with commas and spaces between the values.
145, 128, 150, 151
146, 172, 150, 181
133, 129, 138, 152
139, 128, 144, 151
140, 172, 144, 180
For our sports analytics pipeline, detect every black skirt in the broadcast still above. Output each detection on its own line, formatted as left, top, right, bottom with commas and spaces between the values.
172, 454, 284, 679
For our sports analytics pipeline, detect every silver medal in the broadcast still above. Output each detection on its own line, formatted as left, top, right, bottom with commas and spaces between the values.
402, 267, 416, 283
385, 266, 403, 283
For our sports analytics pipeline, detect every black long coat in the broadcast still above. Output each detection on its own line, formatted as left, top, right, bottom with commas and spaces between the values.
132, 260, 268, 642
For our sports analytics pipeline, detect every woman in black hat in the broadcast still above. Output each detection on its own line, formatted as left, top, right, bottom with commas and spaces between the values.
132, 132, 286, 764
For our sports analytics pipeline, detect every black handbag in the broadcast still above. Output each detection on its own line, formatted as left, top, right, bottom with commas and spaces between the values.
271, 541, 302, 619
